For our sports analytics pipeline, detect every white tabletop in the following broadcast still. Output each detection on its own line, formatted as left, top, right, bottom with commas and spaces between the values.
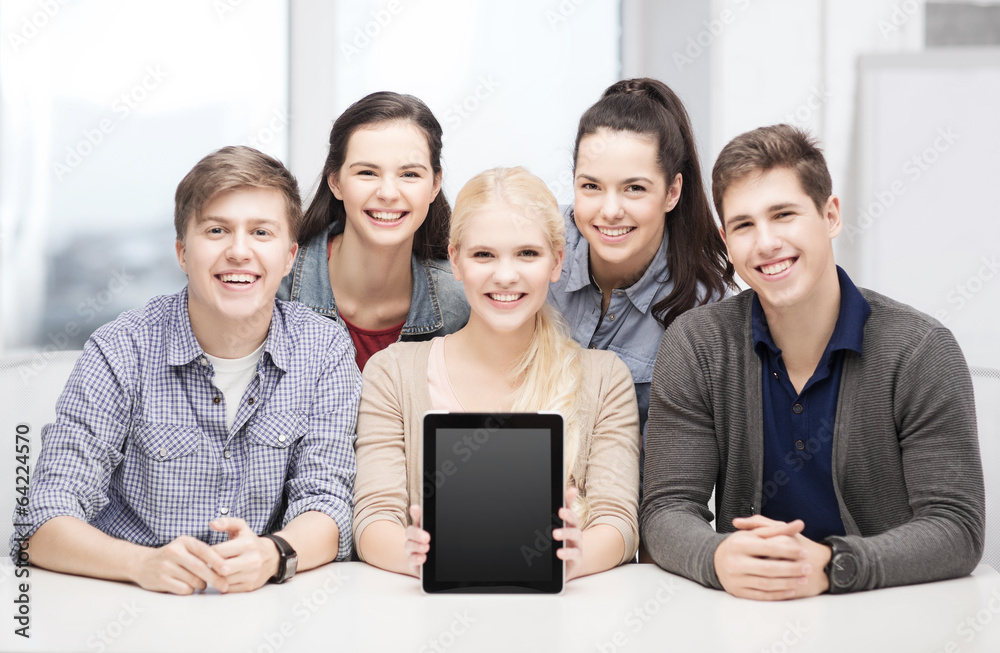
2, 560, 999, 653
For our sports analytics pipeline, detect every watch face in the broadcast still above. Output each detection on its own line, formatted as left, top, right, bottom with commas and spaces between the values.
832, 552, 858, 589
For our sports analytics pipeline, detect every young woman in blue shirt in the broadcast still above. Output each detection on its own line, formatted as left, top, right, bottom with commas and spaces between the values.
548, 78, 735, 439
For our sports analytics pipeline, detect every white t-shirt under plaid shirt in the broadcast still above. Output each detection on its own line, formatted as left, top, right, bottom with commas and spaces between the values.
12, 288, 361, 560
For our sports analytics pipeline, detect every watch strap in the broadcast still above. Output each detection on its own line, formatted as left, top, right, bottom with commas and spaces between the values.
263, 533, 297, 583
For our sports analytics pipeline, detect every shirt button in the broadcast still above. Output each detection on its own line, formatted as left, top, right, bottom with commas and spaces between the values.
223, 449, 232, 459
278, 434, 287, 443
158, 447, 167, 458
247, 397, 255, 405
792, 403, 804, 414
608, 314, 615, 321
200, 358, 208, 366
220, 507, 229, 515
589, 345, 596, 349
795, 439, 806, 450
213, 396, 221, 405
615, 290, 624, 297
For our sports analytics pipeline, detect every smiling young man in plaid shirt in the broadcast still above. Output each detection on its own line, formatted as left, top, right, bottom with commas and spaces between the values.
13, 146, 361, 594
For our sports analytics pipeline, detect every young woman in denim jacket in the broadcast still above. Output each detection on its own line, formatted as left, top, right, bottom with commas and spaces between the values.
279, 92, 469, 371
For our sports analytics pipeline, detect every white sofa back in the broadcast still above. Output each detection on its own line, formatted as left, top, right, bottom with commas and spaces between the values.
1, 350, 82, 549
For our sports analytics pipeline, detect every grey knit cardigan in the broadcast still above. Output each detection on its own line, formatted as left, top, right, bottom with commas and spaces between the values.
641, 288, 986, 593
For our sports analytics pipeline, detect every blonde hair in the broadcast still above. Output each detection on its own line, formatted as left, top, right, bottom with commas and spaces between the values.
450, 167, 590, 523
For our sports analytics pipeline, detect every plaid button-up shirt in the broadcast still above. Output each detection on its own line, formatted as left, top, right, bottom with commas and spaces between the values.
13, 289, 360, 560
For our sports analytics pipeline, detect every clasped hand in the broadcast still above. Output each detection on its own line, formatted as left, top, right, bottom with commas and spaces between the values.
713, 515, 831, 601
135, 518, 278, 595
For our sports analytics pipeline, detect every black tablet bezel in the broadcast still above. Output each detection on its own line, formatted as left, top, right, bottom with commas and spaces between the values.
421, 411, 564, 594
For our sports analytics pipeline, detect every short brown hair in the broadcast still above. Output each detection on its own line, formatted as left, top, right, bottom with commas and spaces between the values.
174, 146, 303, 242
712, 124, 832, 223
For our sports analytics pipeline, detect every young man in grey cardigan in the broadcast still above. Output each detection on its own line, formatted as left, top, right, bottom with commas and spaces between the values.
641, 124, 985, 599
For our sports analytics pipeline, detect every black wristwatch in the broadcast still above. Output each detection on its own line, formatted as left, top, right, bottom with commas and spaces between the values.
263, 533, 298, 584
823, 537, 860, 594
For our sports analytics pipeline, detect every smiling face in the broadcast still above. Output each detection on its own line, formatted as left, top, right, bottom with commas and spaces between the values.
329, 120, 442, 251
573, 128, 681, 289
176, 186, 298, 344
449, 202, 564, 337
720, 167, 841, 314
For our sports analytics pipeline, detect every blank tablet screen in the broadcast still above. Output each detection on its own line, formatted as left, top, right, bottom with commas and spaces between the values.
422, 413, 563, 593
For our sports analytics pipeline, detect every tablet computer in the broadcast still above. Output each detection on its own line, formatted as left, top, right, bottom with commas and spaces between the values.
421, 412, 564, 594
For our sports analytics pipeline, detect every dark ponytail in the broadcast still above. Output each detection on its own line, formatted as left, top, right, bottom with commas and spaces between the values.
573, 78, 735, 330
297, 91, 451, 260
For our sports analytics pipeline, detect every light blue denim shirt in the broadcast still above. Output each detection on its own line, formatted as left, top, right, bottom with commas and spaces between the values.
547, 208, 674, 438
278, 222, 470, 341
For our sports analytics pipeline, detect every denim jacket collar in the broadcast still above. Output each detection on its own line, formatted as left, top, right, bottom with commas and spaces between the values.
285, 222, 446, 335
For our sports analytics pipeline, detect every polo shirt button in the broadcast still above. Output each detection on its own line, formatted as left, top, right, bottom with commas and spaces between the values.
220, 507, 229, 515
213, 396, 221, 405
223, 449, 232, 459
278, 435, 287, 443
795, 439, 806, 450
792, 403, 803, 414
158, 447, 167, 458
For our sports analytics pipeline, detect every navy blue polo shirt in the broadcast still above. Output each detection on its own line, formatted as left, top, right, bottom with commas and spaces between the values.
754, 266, 871, 542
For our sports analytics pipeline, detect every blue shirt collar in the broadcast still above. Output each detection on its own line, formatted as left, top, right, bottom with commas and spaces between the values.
752, 265, 871, 356
562, 208, 672, 315
165, 288, 289, 372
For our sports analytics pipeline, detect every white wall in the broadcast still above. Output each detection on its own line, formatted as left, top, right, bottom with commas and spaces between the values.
709, 0, 925, 244
289, 0, 620, 206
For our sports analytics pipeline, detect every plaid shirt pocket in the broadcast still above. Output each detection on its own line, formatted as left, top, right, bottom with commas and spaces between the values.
126, 422, 210, 534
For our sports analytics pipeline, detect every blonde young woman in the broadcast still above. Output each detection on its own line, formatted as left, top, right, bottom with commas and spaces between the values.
353, 167, 640, 580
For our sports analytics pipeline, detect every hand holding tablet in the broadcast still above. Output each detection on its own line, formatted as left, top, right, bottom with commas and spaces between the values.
554, 486, 583, 581
404, 506, 430, 575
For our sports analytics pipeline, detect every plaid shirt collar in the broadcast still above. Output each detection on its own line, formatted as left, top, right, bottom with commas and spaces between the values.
164, 288, 291, 373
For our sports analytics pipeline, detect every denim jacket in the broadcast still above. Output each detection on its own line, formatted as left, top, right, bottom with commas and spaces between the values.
278, 222, 470, 341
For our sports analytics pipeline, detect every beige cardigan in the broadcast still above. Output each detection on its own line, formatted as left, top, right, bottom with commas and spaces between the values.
353, 339, 641, 565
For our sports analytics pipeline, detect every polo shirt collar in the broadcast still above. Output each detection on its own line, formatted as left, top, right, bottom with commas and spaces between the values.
752, 265, 871, 357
